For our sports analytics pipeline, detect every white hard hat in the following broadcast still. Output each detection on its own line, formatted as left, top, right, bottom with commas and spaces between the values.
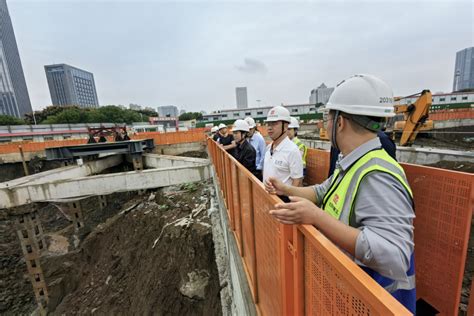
265, 106, 291, 123
218, 123, 227, 130
232, 119, 250, 132
288, 117, 300, 129
326, 74, 395, 117
244, 117, 256, 128
211, 126, 218, 133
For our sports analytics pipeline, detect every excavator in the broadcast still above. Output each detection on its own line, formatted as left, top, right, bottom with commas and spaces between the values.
392, 90, 433, 146
316, 90, 433, 146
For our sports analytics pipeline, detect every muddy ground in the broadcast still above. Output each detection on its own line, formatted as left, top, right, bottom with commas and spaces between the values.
45, 181, 221, 315
0, 178, 221, 315
0, 191, 137, 315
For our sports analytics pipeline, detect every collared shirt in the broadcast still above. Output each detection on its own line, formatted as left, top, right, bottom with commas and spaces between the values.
248, 131, 266, 171
232, 139, 257, 175
263, 136, 304, 186
313, 137, 414, 281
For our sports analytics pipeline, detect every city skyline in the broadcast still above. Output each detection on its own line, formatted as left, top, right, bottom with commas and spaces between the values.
0, 0, 32, 118
7, 0, 473, 113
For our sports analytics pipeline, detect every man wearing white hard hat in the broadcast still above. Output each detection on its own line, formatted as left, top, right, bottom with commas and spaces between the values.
210, 126, 218, 138
263, 106, 304, 202
215, 123, 235, 153
287, 117, 308, 175
265, 75, 416, 313
231, 119, 257, 177
244, 117, 266, 181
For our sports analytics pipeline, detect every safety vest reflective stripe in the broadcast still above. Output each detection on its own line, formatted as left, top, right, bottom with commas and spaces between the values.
292, 137, 307, 167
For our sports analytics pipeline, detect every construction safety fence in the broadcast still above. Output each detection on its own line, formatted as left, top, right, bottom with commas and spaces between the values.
208, 139, 474, 316
429, 109, 474, 121
208, 139, 413, 315
0, 130, 208, 155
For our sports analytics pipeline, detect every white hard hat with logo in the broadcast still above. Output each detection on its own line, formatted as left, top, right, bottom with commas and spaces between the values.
244, 117, 256, 128
232, 119, 250, 132
211, 126, 218, 133
218, 123, 227, 130
288, 117, 300, 129
326, 74, 395, 117
265, 106, 291, 123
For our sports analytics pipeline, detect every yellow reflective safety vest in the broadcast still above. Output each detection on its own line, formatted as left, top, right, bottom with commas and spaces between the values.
321, 148, 416, 313
292, 137, 307, 167
322, 148, 412, 222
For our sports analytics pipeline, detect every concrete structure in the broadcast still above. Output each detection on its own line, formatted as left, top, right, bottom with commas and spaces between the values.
157, 105, 178, 117
236, 87, 248, 109
453, 47, 474, 92
44, 64, 99, 108
309, 83, 334, 105
203, 103, 317, 122
0, 154, 210, 208
0, 0, 32, 118
209, 169, 257, 315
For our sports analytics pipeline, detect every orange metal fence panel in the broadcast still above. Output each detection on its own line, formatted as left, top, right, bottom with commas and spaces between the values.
241, 176, 258, 301
299, 225, 409, 315
401, 163, 474, 316
207, 137, 413, 316
253, 182, 284, 315
429, 109, 474, 121
305, 148, 330, 185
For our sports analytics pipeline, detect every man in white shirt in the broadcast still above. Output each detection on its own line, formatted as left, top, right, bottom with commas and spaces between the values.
263, 106, 304, 201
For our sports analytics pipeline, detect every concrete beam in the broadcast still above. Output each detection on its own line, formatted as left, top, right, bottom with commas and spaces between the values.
2, 155, 123, 188
153, 141, 205, 156
396, 147, 474, 165
0, 164, 210, 209
143, 153, 208, 169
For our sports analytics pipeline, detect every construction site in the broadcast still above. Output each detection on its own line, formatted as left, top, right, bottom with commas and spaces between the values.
0, 92, 472, 316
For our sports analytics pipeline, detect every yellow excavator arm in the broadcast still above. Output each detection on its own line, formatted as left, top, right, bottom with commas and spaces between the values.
394, 90, 433, 146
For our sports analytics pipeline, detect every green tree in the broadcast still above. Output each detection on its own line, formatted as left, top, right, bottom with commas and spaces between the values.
179, 112, 203, 121
0, 114, 26, 125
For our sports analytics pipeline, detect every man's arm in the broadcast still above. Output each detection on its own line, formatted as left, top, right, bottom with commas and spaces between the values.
291, 177, 303, 187
269, 196, 360, 256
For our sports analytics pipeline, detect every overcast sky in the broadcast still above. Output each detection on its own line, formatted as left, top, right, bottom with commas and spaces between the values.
8, 0, 474, 112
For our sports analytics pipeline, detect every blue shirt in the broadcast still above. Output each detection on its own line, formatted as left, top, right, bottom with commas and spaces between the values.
248, 131, 266, 171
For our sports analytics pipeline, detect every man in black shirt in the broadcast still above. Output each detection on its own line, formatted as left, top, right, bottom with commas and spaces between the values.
232, 119, 257, 177
216, 123, 235, 153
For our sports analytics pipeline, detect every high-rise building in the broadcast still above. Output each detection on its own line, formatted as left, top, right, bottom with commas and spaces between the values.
453, 47, 474, 92
44, 64, 99, 108
157, 105, 178, 117
236, 87, 248, 109
309, 83, 334, 105
0, 0, 32, 118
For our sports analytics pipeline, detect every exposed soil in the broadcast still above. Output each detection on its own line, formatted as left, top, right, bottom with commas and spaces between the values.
0, 191, 138, 315
44, 181, 221, 315
426, 161, 474, 173
0, 157, 63, 182
177, 150, 208, 159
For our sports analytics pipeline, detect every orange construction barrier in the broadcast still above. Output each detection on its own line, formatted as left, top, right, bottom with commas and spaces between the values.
207, 137, 411, 315
401, 163, 474, 315
429, 109, 474, 121
0, 130, 208, 155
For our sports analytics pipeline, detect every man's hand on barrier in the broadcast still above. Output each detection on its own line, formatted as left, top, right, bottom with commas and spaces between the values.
264, 177, 287, 196
269, 196, 320, 225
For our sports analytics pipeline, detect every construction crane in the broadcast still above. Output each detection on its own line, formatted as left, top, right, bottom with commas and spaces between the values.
393, 90, 433, 146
